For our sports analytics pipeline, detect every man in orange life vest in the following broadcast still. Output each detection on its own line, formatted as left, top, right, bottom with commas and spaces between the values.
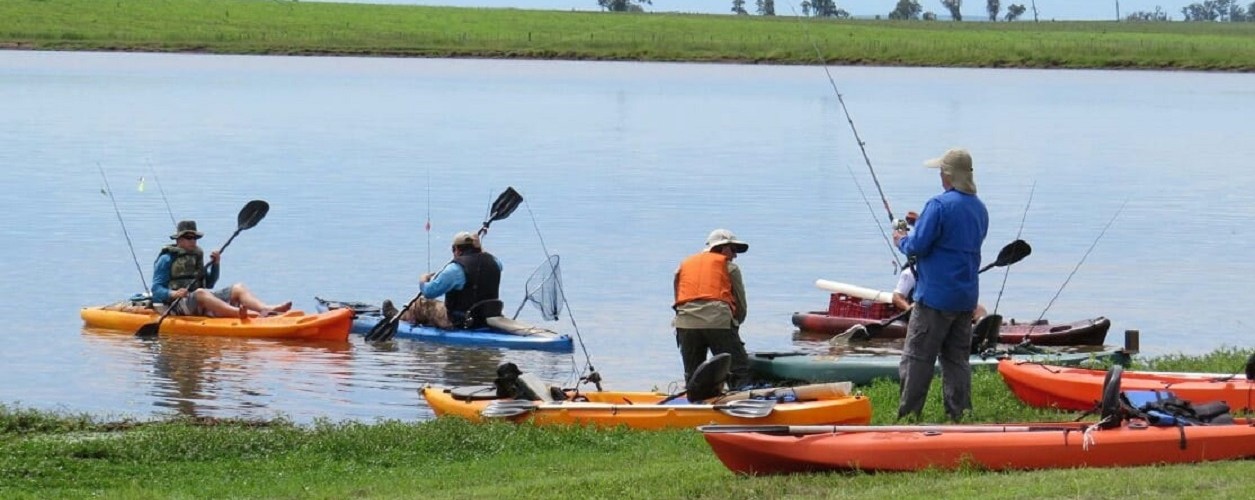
673, 229, 750, 390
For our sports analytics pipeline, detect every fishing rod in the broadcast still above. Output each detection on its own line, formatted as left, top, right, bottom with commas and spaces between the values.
1024, 199, 1127, 342
97, 163, 150, 295
791, 7, 904, 271
148, 162, 177, 228
521, 198, 601, 391
993, 182, 1035, 314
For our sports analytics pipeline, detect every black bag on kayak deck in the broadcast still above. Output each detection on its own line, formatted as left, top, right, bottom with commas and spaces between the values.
1120, 390, 1233, 426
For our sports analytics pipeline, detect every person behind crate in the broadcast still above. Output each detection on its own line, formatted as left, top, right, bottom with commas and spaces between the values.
673, 229, 750, 391
891, 211, 987, 320
152, 220, 292, 318
383, 231, 503, 329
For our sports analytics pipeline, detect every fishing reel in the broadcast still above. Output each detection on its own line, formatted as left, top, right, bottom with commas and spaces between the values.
892, 218, 910, 232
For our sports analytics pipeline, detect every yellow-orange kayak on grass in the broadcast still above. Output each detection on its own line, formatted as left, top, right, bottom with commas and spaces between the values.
421, 383, 871, 430
80, 305, 353, 342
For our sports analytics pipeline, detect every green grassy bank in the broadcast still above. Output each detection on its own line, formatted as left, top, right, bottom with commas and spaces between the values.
3, 348, 1253, 498
2, 0, 1255, 71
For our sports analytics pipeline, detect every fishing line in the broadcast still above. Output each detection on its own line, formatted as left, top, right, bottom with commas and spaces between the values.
1032, 199, 1128, 327
426, 170, 432, 274
993, 182, 1035, 314
148, 162, 177, 228
791, 6, 902, 270
520, 198, 600, 390
97, 163, 150, 295
844, 162, 902, 272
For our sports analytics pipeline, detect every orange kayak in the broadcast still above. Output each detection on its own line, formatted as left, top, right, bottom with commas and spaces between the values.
80, 306, 353, 342
998, 359, 1255, 412
701, 419, 1255, 474
421, 383, 871, 430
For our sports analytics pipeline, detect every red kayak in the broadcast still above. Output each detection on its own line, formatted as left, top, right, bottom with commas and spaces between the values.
793, 294, 1109, 346
700, 419, 1255, 474
999, 359, 1255, 412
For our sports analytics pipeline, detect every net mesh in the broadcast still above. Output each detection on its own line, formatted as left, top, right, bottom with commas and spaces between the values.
521, 255, 563, 321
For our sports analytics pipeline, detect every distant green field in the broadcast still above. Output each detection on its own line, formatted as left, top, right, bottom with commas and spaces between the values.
1, 0, 1253, 70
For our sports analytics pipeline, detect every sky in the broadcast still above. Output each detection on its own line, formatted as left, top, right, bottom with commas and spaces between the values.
314, 1, 1198, 21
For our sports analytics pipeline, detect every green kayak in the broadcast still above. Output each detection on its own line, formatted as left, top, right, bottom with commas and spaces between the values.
750, 347, 1131, 386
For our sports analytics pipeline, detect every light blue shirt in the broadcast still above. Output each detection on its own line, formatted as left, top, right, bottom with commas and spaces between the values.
896, 189, 988, 312
151, 253, 219, 303
420, 257, 503, 300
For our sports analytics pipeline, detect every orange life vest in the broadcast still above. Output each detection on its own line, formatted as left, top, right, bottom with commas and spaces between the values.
674, 251, 736, 314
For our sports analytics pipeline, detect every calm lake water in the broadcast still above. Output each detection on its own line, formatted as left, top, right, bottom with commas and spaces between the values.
1, 51, 1252, 423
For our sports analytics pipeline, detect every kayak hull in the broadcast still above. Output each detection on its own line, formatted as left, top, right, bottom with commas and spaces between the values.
316, 299, 573, 352
750, 349, 1128, 386
701, 419, 1255, 475
999, 360, 1255, 412
792, 311, 1110, 346
421, 386, 871, 430
80, 306, 352, 342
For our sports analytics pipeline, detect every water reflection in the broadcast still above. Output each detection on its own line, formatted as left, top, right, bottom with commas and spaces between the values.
80, 328, 576, 422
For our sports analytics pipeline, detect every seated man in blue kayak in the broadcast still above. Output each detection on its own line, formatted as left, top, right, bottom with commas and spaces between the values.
152, 220, 292, 319
384, 231, 503, 329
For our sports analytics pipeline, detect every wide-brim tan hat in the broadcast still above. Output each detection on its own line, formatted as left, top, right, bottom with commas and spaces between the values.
924, 147, 977, 195
705, 229, 748, 253
170, 220, 204, 240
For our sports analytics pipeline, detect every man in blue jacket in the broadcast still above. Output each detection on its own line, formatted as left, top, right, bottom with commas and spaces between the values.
893, 147, 989, 422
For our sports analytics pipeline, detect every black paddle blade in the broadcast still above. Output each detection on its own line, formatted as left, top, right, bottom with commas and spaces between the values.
135, 321, 160, 338
364, 317, 399, 342
480, 187, 523, 235
979, 239, 1032, 273
237, 200, 269, 231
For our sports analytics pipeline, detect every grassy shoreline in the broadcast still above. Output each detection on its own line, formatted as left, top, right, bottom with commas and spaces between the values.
4, 348, 1253, 497
3, 0, 1255, 71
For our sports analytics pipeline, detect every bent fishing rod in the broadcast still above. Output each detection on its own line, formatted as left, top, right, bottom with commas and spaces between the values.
521, 197, 602, 391
993, 182, 1036, 315
98, 163, 150, 295
792, 8, 902, 271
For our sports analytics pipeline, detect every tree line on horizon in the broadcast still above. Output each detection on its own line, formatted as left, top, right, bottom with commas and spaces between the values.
599, 0, 1255, 22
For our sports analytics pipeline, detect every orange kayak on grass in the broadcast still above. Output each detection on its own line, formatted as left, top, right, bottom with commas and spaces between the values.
998, 359, 1255, 412
421, 383, 872, 430
80, 306, 353, 342
700, 419, 1255, 474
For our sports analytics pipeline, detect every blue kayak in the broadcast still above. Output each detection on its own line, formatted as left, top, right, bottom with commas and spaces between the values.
316, 297, 574, 352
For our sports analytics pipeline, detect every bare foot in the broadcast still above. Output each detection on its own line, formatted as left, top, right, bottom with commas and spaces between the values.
238, 305, 249, 322
271, 301, 293, 314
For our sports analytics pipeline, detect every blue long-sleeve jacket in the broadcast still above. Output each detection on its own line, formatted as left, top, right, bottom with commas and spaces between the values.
151, 254, 219, 303
420, 257, 503, 299
896, 189, 989, 312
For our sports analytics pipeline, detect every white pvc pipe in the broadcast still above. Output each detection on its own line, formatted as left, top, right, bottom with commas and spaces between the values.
814, 279, 894, 304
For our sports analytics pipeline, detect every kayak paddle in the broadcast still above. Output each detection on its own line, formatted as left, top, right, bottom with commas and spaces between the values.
836, 239, 1032, 342
135, 200, 270, 338
365, 187, 523, 342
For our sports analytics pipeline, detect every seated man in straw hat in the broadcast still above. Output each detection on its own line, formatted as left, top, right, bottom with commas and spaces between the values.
152, 220, 292, 319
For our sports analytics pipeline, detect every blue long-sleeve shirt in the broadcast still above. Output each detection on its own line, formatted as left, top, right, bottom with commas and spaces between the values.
896, 189, 989, 312
152, 254, 219, 303
420, 257, 503, 300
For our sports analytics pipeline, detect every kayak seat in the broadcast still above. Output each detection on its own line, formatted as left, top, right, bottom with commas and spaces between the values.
463, 299, 505, 329
517, 373, 554, 403
970, 314, 1002, 354
686, 353, 732, 402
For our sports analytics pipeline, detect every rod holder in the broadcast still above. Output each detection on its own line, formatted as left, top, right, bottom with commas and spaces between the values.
1123, 329, 1140, 354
